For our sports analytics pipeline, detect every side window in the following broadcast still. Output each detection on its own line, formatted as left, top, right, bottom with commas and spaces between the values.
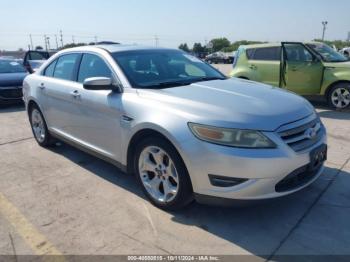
246, 49, 255, 60
44, 60, 57, 77
53, 54, 80, 81
78, 54, 113, 83
250, 47, 281, 61
28, 52, 48, 60
284, 44, 313, 62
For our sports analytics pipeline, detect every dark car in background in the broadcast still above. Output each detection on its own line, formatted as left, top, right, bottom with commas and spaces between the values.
205, 51, 235, 64
0, 58, 28, 105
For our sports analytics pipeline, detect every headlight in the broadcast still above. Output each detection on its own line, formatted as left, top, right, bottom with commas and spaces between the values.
188, 123, 276, 148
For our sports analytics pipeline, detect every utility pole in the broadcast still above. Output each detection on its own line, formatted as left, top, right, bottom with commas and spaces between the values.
154, 35, 159, 47
60, 30, 64, 47
47, 36, 51, 50
55, 35, 59, 50
322, 21, 328, 41
94, 36, 98, 44
72, 35, 75, 44
29, 34, 33, 50
44, 35, 48, 51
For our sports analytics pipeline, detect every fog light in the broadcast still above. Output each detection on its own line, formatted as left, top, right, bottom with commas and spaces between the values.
209, 175, 248, 188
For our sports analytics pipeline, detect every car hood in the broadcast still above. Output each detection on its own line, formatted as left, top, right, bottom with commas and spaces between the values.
0, 72, 27, 87
323, 61, 350, 69
137, 78, 315, 131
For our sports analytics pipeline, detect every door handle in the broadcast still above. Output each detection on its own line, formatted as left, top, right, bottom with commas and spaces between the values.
70, 90, 81, 98
38, 83, 45, 90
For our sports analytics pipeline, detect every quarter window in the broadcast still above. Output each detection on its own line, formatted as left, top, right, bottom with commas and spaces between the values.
78, 54, 113, 83
247, 47, 281, 61
53, 54, 80, 81
246, 49, 256, 60
44, 60, 57, 77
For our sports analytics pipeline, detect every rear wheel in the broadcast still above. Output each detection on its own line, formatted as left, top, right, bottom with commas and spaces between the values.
134, 137, 193, 210
327, 83, 350, 109
29, 105, 56, 147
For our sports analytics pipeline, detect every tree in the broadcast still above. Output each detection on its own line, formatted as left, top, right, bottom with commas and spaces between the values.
222, 40, 265, 52
210, 38, 231, 52
192, 43, 207, 54
59, 43, 87, 50
313, 39, 350, 50
178, 43, 190, 53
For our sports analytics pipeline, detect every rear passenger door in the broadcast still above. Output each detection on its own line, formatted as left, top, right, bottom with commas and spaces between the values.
41, 53, 81, 134
246, 46, 281, 87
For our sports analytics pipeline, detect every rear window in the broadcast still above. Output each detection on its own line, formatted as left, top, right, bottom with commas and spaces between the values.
246, 47, 281, 61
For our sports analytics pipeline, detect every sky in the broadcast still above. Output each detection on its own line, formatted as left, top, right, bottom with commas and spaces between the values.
0, 0, 349, 50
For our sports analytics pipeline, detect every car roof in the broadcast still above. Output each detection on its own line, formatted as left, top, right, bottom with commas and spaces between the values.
242, 43, 280, 49
241, 41, 324, 49
0, 57, 18, 61
63, 44, 174, 54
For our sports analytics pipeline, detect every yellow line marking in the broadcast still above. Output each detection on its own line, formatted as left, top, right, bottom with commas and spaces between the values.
0, 192, 65, 260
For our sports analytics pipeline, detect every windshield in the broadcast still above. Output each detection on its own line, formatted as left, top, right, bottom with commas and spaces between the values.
112, 49, 226, 88
0, 60, 26, 73
307, 43, 348, 62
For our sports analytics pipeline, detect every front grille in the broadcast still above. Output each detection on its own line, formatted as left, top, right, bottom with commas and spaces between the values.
275, 164, 321, 193
278, 118, 323, 152
0, 88, 23, 99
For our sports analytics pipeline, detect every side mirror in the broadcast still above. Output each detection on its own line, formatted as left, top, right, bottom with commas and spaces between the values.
83, 77, 121, 92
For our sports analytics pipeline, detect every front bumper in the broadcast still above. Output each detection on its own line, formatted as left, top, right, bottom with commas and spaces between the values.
179, 120, 327, 201
0, 87, 23, 104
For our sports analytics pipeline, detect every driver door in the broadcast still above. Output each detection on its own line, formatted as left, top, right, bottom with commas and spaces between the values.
281, 42, 323, 95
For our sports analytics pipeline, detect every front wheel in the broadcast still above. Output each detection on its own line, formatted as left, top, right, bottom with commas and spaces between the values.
327, 83, 350, 109
134, 137, 193, 210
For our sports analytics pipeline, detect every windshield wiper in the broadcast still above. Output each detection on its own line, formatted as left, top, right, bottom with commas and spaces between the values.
139, 81, 192, 89
327, 59, 348, 63
192, 76, 227, 83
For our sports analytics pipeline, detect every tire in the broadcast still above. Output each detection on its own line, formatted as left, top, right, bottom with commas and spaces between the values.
29, 105, 56, 147
327, 83, 350, 110
133, 136, 193, 210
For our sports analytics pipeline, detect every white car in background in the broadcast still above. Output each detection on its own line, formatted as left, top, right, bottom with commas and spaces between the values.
340, 47, 350, 58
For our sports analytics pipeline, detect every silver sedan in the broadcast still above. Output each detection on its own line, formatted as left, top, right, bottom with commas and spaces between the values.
23, 45, 327, 210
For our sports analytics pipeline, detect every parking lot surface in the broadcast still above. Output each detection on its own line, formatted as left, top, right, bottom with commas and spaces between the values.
0, 77, 350, 259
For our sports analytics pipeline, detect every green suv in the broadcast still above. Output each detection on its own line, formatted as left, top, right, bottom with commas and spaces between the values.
231, 42, 350, 109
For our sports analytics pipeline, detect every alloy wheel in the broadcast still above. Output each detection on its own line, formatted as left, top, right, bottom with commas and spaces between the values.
138, 146, 179, 203
331, 87, 350, 109
31, 109, 46, 143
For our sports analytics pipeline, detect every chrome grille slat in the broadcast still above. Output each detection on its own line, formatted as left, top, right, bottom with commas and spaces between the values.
278, 117, 323, 152
283, 123, 321, 144
279, 119, 318, 137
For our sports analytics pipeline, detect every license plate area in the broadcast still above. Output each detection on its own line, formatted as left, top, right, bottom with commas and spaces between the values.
309, 144, 327, 171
